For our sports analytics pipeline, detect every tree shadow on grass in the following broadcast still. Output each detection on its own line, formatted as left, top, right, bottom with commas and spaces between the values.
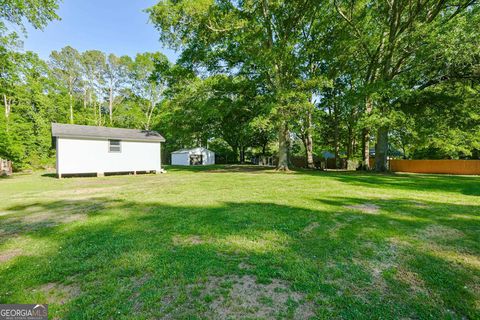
41, 173, 57, 178
294, 170, 480, 196
166, 165, 480, 196
165, 164, 276, 174
0, 198, 478, 319
0, 200, 108, 244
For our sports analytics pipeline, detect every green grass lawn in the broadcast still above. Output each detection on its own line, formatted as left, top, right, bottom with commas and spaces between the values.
0, 166, 479, 319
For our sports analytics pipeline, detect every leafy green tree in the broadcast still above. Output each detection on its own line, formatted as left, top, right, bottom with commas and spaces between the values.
333, 0, 477, 170
104, 54, 132, 125
49, 46, 82, 124
148, 0, 326, 170
0, 33, 21, 127
0, 51, 63, 169
0, 0, 60, 30
157, 71, 273, 162
395, 82, 480, 159
129, 52, 170, 130
158, 75, 216, 150
249, 114, 276, 157
80, 50, 107, 125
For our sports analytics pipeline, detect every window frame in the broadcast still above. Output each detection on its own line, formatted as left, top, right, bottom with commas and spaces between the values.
108, 139, 122, 153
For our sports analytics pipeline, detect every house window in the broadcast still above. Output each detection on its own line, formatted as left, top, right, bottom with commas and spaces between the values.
109, 140, 121, 152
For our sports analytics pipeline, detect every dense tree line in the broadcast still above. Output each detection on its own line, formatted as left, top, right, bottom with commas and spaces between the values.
148, 0, 480, 171
0, 43, 171, 169
1, 0, 479, 171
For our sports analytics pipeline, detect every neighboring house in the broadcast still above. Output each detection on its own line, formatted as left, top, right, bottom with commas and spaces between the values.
320, 151, 335, 159
52, 123, 165, 178
171, 147, 215, 166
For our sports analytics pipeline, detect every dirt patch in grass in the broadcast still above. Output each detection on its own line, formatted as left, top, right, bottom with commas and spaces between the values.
350, 241, 402, 296
411, 201, 429, 208
172, 232, 287, 254
45, 185, 123, 198
172, 235, 204, 245
26, 211, 87, 225
159, 275, 315, 319
0, 202, 106, 240
38, 282, 80, 305
395, 267, 428, 294
417, 225, 464, 240
345, 203, 380, 214
302, 222, 319, 234
471, 280, 480, 311
238, 262, 253, 270
129, 274, 151, 312
0, 248, 22, 263
388, 237, 412, 248
328, 220, 348, 237
0, 212, 87, 240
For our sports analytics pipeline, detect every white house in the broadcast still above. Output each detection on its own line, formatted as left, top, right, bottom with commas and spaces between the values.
52, 123, 165, 178
171, 147, 215, 166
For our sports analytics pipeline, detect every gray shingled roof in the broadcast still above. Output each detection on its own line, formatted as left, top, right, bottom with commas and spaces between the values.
51, 123, 165, 142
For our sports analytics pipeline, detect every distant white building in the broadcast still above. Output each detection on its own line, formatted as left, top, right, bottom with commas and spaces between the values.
171, 147, 215, 166
52, 123, 165, 178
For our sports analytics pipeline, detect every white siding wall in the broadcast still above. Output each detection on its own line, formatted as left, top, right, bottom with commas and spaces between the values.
171, 153, 189, 166
171, 150, 215, 165
57, 137, 161, 174
202, 150, 215, 165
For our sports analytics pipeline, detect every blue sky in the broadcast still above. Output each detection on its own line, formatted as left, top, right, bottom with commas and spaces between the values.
20, 0, 179, 62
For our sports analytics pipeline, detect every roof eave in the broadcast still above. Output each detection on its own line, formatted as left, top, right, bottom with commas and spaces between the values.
53, 134, 165, 143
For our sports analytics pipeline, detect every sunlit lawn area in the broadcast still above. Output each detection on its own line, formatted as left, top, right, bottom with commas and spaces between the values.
0, 166, 479, 319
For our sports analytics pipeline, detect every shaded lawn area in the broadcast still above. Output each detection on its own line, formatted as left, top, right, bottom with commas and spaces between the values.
0, 166, 479, 319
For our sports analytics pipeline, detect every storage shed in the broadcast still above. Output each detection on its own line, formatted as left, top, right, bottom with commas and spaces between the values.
52, 123, 165, 178
171, 148, 215, 166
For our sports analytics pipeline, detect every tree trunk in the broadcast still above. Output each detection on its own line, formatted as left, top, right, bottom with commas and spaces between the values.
304, 110, 314, 168
109, 86, 113, 124
93, 100, 97, 124
4, 94, 11, 132
69, 93, 74, 124
346, 127, 352, 160
277, 122, 289, 171
352, 135, 357, 157
3, 94, 10, 119
239, 146, 245, 164
346, 99, 356, 160
303, 135, 314, 169
146, 100, 155, 130
234, 146, 239, 163
362, 128, 370, 168
334, 124, 340, 169
361, 97, 373, 170
375, 126, 389, 172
